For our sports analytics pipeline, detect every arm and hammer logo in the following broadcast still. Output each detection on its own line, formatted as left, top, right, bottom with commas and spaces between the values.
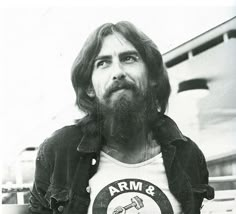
92, 179, 174, 214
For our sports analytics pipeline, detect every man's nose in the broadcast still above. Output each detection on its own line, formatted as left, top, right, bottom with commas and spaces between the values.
113, 73, 126, 81
112, 64, 126, 81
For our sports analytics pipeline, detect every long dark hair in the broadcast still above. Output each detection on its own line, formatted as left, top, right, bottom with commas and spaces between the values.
71, 21, 171, 115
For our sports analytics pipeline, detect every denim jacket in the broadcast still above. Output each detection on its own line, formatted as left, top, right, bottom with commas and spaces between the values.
29, 115, 214, 214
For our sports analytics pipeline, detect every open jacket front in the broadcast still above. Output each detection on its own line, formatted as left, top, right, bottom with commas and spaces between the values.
29, 115, 214, 214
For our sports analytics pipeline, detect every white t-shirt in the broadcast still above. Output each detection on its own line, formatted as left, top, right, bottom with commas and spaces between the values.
87, 151, 183, 214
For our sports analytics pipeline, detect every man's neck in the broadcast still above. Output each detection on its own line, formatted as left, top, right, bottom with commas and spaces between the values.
102, 126, 161, 164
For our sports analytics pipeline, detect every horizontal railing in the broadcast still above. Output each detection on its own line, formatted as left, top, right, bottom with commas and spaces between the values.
209, 175, 236, 183
2, 183, 32, 194
202, 189, 236, 213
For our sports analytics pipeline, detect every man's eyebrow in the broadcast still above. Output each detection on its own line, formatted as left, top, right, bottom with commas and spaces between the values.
94, 50, 140, 63
94, 55, 111, 62
119, 50, 139, 57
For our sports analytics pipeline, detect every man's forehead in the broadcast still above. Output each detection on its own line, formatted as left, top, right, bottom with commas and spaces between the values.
97, 33, 138, 57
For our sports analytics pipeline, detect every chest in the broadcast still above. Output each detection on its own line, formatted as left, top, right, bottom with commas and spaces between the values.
87, 152, 182, 214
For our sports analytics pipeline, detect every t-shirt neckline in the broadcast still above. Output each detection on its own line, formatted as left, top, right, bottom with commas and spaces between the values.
100, 151, 162, 168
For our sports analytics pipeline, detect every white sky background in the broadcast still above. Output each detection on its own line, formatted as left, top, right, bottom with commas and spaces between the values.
1, 1, 236, 163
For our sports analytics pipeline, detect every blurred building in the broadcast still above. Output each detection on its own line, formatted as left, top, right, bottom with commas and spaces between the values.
164, 17, 236, 189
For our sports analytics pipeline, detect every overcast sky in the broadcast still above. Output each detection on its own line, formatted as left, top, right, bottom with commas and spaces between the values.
1, 2, 236, 162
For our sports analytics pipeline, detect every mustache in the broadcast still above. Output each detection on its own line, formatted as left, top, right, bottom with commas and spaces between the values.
104, 80, 137, 99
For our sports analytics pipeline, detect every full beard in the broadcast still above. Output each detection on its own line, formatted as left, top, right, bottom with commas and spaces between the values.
97, 87, 149, 145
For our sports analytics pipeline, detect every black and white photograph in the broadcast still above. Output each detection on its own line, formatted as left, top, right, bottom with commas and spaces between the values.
1, 1, 236, 213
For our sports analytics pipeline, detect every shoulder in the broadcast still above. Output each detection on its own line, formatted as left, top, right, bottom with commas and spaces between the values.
159, 115, 205, 157
159, 115, 207, 162
45, 124, 82, 145
175, 136, 207, 168
179, 137, 204, 156
38, 117, 87, 156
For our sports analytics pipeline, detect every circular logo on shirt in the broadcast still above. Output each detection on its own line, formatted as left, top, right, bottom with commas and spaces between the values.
92, 179, 174, 214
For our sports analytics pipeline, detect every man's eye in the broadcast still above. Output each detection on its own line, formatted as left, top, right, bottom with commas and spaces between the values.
96, 61, 108, 68
122, 56, 137, 63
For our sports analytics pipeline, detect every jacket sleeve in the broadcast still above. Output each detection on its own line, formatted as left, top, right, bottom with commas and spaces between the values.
199, 148, 214, 200
192, 146, 214, 213
28, 141, 53, 214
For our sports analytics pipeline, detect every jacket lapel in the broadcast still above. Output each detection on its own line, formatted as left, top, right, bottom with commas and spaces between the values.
161, 143, 195, 213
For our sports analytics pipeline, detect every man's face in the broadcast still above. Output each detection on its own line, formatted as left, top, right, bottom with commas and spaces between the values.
91, 33, 148, 109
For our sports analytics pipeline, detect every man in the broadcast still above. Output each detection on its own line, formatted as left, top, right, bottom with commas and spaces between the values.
29, 21, 214, 214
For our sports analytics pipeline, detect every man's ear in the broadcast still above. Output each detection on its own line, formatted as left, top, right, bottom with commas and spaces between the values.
86, 85, 96, 98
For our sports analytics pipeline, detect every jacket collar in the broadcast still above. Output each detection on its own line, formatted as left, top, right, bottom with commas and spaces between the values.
76, 114, 187, 153
151, 115, 187, 146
